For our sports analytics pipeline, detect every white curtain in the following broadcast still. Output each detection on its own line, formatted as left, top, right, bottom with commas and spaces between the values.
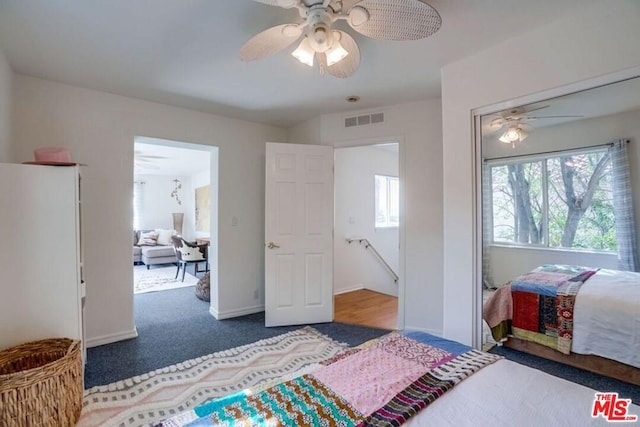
609, 139, 638, 271
481, 163, 495, 288
133, 181, 145, 230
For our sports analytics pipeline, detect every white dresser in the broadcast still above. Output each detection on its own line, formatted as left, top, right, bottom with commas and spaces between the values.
0, 163, 85, 359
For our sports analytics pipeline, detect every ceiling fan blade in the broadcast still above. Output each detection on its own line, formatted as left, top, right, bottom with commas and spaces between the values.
490, 117, 506, 126
523, 115, 585, 120
347, 0, 441, 41
136, 155, 168, 160
326, 31, 360, 78
250, 0, 298, 8
502, 105, 549, 117
239, 24, 303, 61
135, 151, 168, 159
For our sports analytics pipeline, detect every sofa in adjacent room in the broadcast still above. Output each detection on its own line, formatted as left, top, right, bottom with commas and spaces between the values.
133, 229, 178, 268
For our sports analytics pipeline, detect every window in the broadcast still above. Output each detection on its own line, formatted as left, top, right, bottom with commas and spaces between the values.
489, 148, 615, 251
375, 174, 399, 228
133, 181, 145, 230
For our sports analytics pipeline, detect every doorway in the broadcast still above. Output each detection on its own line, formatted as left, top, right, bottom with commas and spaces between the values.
333, 143, 400, 330
132, 137, 218, 299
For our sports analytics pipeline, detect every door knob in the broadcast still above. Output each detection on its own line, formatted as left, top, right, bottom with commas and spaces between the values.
266, 242, 280, 249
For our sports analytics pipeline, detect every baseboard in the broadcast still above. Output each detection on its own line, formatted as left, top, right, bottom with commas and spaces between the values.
364, 287, 398, 298
333, 285, 364, 295
210, 305, 265, 320
403, 325, 442, 337
86, 327, 139, 348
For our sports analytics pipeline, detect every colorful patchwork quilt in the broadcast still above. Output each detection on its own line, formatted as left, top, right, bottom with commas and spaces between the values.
483, 264, 598, 354
158, 332, 501, 427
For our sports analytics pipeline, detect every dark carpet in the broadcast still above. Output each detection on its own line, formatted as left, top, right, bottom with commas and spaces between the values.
87, 265, 639, 405
489, 345, 639, 404
84, 268, 390, 388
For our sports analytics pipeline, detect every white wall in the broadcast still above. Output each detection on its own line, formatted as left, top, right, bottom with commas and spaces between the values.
442, 0, 640, 345
135, 174, 194, 238
0, 49, 12, 162
134, 171, 214, 244
289, 117, 323, 146
485, 109, 640, 285
334, 145, 399, 296
13, 75, 287, 346
289, 99, 443, 335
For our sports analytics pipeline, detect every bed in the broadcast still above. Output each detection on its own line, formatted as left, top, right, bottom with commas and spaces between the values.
158, 330, 638, 427
483, 264, 640, 385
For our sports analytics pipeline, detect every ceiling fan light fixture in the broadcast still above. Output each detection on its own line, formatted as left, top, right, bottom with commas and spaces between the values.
308, 24, 333, 53
326, 41, 348, 66
499, 125, 528, 144
292, 37, 315, 67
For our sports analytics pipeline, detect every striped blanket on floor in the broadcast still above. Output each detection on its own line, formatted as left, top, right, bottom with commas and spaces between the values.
484, 264, 597, 354
159, 332, 501, 427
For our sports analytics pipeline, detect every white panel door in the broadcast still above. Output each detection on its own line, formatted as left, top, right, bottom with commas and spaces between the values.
265, 142, 334, 327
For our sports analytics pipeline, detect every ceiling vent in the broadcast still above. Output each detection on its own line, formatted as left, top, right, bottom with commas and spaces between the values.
344, 112, 384, 128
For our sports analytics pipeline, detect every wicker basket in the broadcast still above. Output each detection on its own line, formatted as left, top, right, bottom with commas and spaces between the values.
0, 338, 83, 427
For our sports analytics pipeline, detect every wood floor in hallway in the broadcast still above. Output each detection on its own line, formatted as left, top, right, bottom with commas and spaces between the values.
334, 289, 398, 330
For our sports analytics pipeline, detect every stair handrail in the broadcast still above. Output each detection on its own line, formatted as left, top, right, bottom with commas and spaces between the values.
345, 237, 399, 283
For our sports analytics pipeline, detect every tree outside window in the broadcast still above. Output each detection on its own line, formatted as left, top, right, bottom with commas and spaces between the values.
489, 149, 615, 251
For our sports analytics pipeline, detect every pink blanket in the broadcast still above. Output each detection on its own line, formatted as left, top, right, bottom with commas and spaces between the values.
483, 284, 512, 341
312, 334, 457, 415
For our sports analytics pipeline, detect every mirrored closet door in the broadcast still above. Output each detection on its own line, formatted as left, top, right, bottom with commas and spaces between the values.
478, 76, 640, 351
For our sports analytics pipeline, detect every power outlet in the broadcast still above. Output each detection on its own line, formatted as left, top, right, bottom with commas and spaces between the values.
253, 289, 259, 299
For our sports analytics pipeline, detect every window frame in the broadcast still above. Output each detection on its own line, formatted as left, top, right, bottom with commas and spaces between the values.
133, 181, 144, 230
374, 174, 400, 229
486, 146, 615, 253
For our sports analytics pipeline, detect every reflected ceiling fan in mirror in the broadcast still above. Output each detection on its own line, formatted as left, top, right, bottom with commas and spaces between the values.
489, 106, 584, 146
239, 0, 442, 78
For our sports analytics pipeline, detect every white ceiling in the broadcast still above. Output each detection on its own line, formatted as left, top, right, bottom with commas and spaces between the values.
137, 71, 640, 175
135, 138, 211, 176
0, 0, 599, 128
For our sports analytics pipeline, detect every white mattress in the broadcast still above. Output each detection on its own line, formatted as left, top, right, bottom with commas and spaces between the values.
404, 359, 639, 426
572, 269, 640, 368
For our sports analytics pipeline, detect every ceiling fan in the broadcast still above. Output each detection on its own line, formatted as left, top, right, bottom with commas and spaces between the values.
239, 0, 442, 78
489, 106, 583, 145
134, 150, 168, 170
